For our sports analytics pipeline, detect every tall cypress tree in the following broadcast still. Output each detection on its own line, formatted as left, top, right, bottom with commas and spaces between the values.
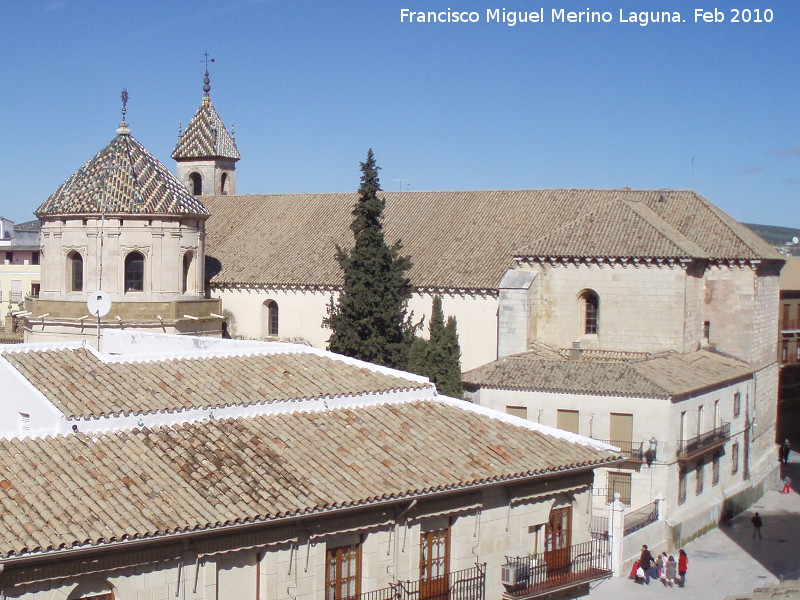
440, 315, 463, 398
408, 296, 463, 398
323, 149, 413, 369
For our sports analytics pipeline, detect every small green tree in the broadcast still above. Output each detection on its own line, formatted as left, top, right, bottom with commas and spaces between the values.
409, 296, 463, 398
440, 315, 463, 398
323, 149, 414, 369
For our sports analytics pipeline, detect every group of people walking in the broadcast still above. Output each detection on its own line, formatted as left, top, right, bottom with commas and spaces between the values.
631, 545, 688, 587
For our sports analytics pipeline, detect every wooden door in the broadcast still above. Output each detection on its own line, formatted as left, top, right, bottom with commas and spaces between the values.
420, 527, 450, 600
544, 506, 572, 575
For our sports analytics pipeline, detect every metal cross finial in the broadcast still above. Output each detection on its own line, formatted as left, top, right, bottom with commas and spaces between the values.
121, 88, 129, 122
202, 51, 215, 95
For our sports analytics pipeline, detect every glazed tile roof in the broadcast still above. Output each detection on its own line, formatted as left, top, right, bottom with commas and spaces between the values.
203, 189, 781, 291
463, 349, 754, 398
0, 400, 620, 558
171, 95, 240, 161
35, 128, 209, 218
1, 348, 427, 419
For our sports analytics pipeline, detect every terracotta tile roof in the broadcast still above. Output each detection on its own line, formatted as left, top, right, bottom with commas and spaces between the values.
0, 400, 620, 558
171, 96, 240, 161
518, 198, 709, 259
1, 348, 427, 419
203, 189, 781, 291
463, 349, 753, 398
36, 130, 209, 218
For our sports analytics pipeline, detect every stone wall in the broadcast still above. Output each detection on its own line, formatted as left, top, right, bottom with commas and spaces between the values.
532, 261, 689, 354
39, 217, 206, 302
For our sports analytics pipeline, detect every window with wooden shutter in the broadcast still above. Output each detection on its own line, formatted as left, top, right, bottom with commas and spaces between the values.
216, 552, 257, 600
506, 406, 527, 419
326, 543, 362, 600
420, 527, 450, 600
557, 409, 579, 434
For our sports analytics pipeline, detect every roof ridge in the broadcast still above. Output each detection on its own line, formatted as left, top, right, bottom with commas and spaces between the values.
620, 199, 708, 258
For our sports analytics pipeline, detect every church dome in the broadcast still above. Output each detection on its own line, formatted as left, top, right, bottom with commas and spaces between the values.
36, 116, 209, 218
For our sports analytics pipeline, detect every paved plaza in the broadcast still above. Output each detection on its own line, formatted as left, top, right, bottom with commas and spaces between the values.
588, 459, 800, 600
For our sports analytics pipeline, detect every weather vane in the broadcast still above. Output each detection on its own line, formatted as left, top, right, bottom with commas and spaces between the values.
202, 51, 215, 95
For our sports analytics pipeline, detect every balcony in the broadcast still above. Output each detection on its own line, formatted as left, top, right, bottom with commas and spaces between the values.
357, 564, 486, 600
677, 422, 730, 461
781, 319, 800, 333
502, 539, 612, 599
591, 439, 655, 463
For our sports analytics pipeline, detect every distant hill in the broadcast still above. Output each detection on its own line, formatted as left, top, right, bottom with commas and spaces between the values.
743, 223, 800, 255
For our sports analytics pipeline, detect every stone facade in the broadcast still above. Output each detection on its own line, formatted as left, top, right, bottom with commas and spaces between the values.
1, 478, 596, 600
175, 158, 237, 197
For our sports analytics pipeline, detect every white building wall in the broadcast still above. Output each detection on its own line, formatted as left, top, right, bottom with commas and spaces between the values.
215, 288, 499, 371
467, 377, 759, 545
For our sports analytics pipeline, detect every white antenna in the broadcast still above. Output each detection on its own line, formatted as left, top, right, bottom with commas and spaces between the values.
87, 290, 112, 350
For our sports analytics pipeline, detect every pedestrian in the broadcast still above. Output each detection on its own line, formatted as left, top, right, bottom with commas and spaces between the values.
678, 549, 688, 587
782, 475, 792, 494
782, 439, 791, 464
751, 512, 763, 539
666, 555, 677, 588
659, 553, 669, 585
639, 545, 653, 584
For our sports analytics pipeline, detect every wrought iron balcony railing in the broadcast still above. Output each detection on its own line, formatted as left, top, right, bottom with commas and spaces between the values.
677, 422, 730, 460
590, 439, 656, 462
355, 564, 486, 600
502, 539, 612, 598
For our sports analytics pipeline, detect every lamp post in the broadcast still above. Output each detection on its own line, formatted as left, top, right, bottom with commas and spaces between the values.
645, 437, 658, 466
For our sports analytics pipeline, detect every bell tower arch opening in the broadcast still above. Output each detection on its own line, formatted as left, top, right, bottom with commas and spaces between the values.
189, 172, 202, 196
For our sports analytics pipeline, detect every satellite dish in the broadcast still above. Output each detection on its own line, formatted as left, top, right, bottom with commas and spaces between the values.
793, 237, 799, 245
87, 291, 112, 318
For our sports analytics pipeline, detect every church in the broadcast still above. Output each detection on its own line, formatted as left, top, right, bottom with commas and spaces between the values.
19, 71, 784, 565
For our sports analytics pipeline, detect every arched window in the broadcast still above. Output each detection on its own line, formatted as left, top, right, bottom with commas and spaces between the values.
262, 300, 279, 337
189, 172, 202, 196
124, 251, 144, 292
182, 251, 196, 294
67, 251, 83, 292
579, 290, 599, 335
220, 172, 228, 195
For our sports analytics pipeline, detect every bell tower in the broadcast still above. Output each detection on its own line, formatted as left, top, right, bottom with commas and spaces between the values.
172, 62, 240, 196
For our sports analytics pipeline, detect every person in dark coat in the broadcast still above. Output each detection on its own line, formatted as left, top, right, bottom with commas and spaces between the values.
751, 512, 763, 539
781, 439, 791, 464
639, 545, 653, 584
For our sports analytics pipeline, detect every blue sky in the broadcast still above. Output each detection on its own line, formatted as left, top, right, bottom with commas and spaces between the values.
0, 1, 797, 229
